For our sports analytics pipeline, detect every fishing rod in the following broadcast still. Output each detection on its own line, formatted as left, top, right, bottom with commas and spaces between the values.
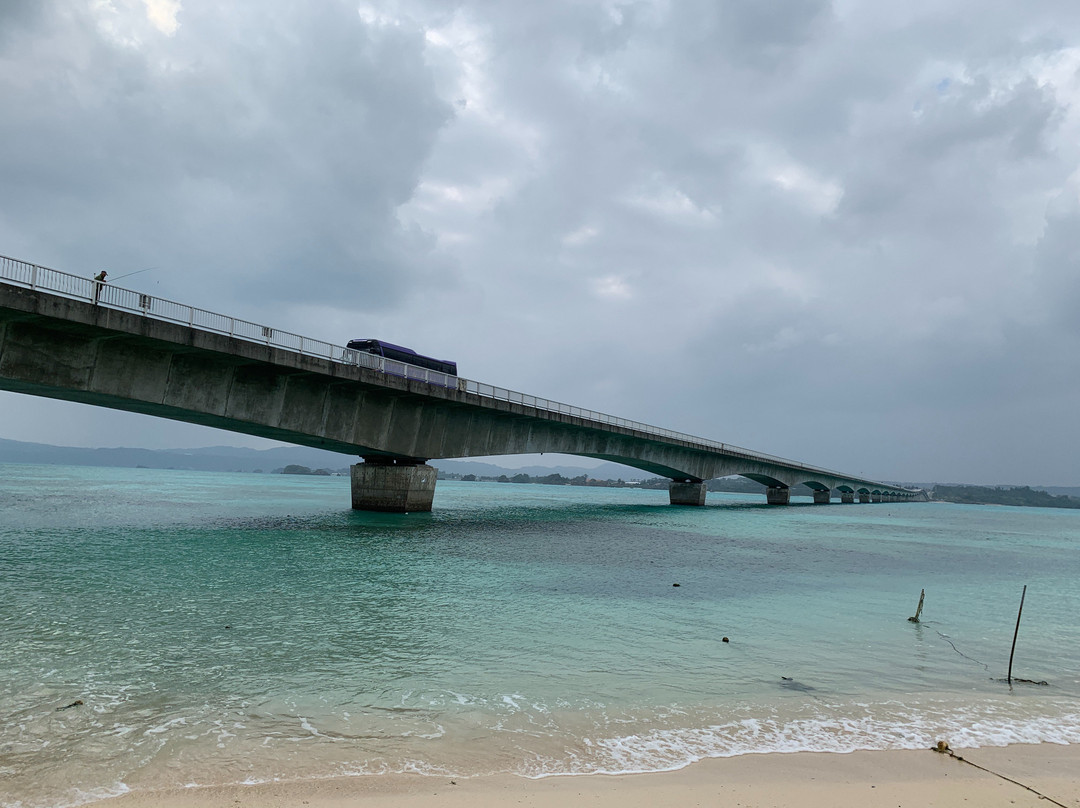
107, 267, 156, 282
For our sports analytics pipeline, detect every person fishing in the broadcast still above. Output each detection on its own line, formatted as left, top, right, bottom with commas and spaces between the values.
92, 270, 107, 303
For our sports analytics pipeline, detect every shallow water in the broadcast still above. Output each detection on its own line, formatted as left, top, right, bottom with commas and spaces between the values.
2, 464, 1078, 807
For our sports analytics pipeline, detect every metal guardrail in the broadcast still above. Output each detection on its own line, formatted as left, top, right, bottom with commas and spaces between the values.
0, 253, 898, 486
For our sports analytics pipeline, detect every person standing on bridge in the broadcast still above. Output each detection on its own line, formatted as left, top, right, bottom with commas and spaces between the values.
93, 270, 107, 303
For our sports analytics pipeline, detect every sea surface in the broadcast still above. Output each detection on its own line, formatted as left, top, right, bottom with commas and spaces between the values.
2, 463, 1079, 808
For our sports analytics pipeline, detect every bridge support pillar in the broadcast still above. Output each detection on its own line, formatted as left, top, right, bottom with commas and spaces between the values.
859, 493, 870, 503
669, 480, 707, 506
351, 460, 437, 512
813, 489, 831, 504
766, 486, 790, 505
840, 492, 855, 504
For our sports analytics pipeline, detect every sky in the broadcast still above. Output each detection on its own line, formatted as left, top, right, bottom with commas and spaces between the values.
2, 0, 1080, 486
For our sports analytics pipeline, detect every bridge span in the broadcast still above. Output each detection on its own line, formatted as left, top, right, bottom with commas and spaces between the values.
0, 254, 923, 511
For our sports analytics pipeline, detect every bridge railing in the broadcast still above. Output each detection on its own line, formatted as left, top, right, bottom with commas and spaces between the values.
0, 253, 876, 484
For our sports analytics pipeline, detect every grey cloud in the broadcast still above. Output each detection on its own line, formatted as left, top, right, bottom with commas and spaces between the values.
906, 76, 1058, 162
0, 1, 453, 314
666, 0, 834, 72
1034, 200, 1080, 336
0, 0, 44, 44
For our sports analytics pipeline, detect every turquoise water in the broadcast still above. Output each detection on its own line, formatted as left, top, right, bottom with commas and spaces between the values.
2, 463, 1079, 807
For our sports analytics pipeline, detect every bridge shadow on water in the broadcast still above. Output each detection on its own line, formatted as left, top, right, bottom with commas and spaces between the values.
204, 497, 803, 539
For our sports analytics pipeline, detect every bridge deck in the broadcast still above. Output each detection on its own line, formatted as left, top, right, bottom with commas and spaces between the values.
0, 254, 920, 505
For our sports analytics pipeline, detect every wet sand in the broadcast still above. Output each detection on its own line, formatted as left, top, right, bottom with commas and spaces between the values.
102, 742, 1079, 808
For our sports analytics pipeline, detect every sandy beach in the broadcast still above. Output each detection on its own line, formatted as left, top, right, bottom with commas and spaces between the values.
101, 743, 1079, 808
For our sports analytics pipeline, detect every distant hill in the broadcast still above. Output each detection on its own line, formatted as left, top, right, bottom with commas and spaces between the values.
0, 437, 355, 473
5, 438, 1071, 496
0, 437, 643, 480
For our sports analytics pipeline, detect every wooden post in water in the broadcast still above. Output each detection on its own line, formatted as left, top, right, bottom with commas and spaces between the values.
908, 589, 925, 623
1007, 585, 1027, 685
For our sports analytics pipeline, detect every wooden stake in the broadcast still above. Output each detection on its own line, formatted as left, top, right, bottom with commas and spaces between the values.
908, 588, 925, 623
1007, 585, 1027, 685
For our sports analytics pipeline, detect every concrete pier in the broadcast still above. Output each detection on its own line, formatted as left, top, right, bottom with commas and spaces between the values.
766, 486, 791, 505
813, 489, 831, 504
669, 480, 707, 506
351, 460, 437, 512
840, 492, 855, 504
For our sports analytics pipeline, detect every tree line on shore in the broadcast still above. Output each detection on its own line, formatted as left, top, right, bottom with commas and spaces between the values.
282, 465, 1080, 509
440, 470, 645, 487
436, 470, 814, 493
930, 484, 1080, 508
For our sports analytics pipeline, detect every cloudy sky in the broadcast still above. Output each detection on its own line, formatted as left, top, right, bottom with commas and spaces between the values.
2, 0, 1079, 485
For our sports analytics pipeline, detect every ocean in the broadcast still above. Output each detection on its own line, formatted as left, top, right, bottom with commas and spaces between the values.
2, 463, 1078, 808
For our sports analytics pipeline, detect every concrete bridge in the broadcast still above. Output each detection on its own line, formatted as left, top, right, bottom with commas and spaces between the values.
0, 254, 924, 511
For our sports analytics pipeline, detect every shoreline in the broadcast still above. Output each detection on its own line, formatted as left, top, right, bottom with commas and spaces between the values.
99, 743, 1080, 808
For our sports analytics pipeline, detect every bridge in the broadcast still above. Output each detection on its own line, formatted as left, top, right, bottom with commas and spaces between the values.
0, 254, 923, 511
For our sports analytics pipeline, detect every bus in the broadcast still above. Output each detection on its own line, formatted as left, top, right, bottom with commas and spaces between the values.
346, 339, 458, 377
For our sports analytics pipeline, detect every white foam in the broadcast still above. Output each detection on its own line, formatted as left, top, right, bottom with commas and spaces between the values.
143, 716, 188, 736
552, 705, 1080, 777
17, 781, 134, 808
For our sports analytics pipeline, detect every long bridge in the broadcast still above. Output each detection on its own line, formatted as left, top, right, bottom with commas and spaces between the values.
0, 254, 923, 511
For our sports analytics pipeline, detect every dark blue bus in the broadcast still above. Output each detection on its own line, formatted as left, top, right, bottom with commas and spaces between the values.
347, 338, 458, 377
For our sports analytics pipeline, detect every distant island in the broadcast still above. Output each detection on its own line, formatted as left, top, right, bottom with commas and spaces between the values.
437, 469, 811, 494
931, 484, 1080, 509
4, 437, 1080, 507
281, 464, 339, 476
0, 436, 637, 480
448, 475, 1080, 507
